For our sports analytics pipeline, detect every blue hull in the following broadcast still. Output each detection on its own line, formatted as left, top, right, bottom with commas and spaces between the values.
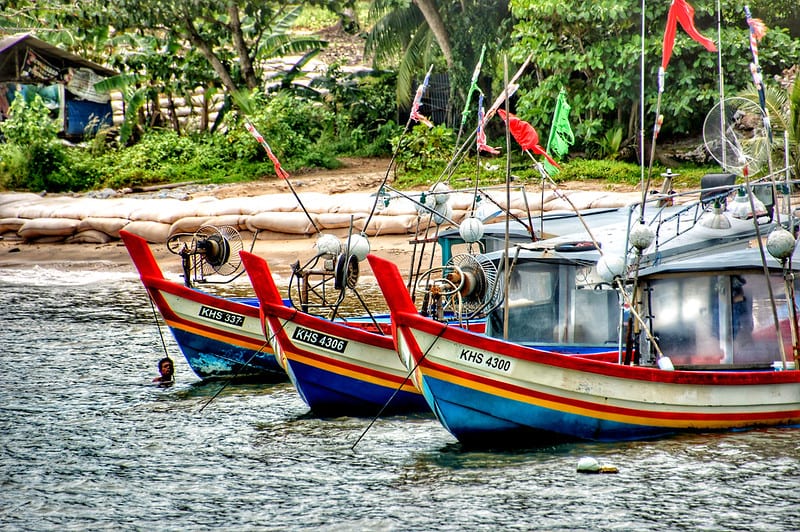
287, 359, 429, 416
422, 376, 675, 445
171, 328, 285, 381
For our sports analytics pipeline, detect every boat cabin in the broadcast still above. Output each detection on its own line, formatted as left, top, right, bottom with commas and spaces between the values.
485, 247, 799, 369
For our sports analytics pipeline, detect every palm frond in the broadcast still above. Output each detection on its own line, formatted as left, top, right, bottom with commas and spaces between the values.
396, 30, 435, 108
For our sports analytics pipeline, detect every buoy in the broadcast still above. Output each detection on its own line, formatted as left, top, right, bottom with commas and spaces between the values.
315, 233, 341, 256
596, 254, 626, 283
459, 217, 485, 243
433, 202, 452, 226
629, 222, 655, 251
766, 227, 796, 260
346, 233, 370, 261
431, 183, 451, 205
576, 456, 619, 474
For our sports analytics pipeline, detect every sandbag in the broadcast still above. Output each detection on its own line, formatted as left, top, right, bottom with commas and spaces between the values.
316, 212, 366, 230
169, 216, 209, 235
128, 198, 203, 224
591, 192, 641, 208
328, 192, 378, 214
66, 229, 114, 244
77, 217, 130, 238
0, 193, 45, 218
15, 198, 76, 220
199, 214, 250, 231
76, 198, 140, 220
246, 211, 317, 234
18, 218, 81, 241
544, 190, 597, 212
355, 214, 418, 236
0, 217, 25, 235
122, 220, 172, 243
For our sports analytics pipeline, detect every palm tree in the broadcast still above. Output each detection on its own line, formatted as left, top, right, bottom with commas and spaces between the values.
365, 0, 511, 119
739, 74, 800, 178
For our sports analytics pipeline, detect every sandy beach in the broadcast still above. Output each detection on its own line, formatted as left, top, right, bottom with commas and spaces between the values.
0, 158, 437, 276
0, 157, 649, 276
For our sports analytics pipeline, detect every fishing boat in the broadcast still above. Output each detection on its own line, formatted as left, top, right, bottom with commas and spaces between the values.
240, 250, 433, 415
121, 230, 287, 381
369, 182, 800, 445
120, 211, 535, 382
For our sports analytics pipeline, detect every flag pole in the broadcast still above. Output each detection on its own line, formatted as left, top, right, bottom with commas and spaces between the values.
244, 120, 322, 234
639, 0, 647, 219
744, 6, 774, 171
455, 44, 486, 150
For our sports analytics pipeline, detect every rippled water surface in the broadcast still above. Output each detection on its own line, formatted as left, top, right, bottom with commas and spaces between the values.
2, 267, 800, 531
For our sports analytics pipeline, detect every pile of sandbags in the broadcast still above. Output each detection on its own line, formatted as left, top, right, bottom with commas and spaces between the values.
0, 188, 641, 244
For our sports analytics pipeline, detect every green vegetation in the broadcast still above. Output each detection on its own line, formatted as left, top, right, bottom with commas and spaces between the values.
0, 0, 797, 193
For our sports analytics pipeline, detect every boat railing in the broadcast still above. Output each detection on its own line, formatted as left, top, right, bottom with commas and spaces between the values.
632, 170, 798, 254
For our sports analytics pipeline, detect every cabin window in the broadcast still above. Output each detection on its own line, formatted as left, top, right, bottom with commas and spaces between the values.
486, 261, 618, 346
646, 273, 794, 367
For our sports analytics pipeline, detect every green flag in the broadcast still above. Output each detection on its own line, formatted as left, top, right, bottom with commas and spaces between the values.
544, 89, 575, 175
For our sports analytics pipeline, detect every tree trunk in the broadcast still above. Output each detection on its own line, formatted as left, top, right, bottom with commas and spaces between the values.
182, 14, 240, 95
228, 3, 258, 90
412, 0, 454, 70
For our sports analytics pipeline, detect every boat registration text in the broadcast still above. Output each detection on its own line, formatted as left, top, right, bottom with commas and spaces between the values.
198, 306, 245, 327
459, 348, 513, 373
292, 327, 348, 353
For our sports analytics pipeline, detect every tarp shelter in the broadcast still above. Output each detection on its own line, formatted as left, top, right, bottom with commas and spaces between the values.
0, 33, 117, 138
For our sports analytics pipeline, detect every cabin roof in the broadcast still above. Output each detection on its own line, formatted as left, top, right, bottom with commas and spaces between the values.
0, 33, 117, 83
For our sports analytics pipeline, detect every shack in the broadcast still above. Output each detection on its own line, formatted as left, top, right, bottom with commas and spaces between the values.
0, 33, 117, 138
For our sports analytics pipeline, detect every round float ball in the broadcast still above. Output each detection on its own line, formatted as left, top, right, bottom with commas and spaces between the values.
315, 233, 341, 256
433, 203, 452, 226
629, 222, 655, 251
347, 233, 371, 261
459, 217, 485, 243
431, 182, 452, 205
596, 254, 626, 283
767, 227, 796, 260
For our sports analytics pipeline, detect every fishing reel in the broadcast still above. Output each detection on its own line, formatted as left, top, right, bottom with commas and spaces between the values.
287, 234, 369, 320
416, 253, 499, 323
167, 225, 243, 287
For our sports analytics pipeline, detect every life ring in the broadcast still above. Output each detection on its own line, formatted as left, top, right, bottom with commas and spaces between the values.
554, 241, 598, 252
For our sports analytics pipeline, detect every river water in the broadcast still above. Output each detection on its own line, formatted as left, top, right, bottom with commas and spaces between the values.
2, 266, 800, 531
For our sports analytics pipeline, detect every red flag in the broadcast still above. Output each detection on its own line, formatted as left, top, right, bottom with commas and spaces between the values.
245, 121, 289, 179
661, 0, 717, 71
497, 109, 559, 168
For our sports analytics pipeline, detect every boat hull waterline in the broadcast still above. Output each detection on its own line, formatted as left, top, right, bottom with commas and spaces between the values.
368, 254, 800, 444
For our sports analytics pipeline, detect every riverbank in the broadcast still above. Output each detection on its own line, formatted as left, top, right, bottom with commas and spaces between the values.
0, 231, 417, 277
0, 156, 649, 275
